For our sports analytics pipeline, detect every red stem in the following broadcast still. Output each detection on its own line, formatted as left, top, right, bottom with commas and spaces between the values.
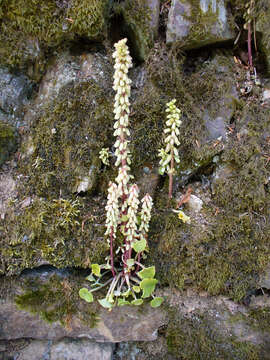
248, 22, 253, 70
168, 148, 174, 200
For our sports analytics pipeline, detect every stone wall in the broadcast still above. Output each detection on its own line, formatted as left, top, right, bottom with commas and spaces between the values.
1, 1, 270, 359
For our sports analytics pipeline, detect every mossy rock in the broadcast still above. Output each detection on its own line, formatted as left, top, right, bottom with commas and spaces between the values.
0, 122, 18, 166
0, 0, 110, 73
113, 0, 156, 61
256, 0, 270, 74
166, 0, 235, 49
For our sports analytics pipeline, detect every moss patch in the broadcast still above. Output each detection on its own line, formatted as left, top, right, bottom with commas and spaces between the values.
113, 0, 152, 61
15, 273, 99, 328
165, 306, 260, 360
0, 0, 109, 73
0, 121, 18, 166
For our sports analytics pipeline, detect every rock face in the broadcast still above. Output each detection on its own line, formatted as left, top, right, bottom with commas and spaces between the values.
1, 1, 270, 358
256, 0, 270, 73
0, 339, 114, 360
0, 67, 33, 127
113, 0, 160, 61
167, 0, 235, 49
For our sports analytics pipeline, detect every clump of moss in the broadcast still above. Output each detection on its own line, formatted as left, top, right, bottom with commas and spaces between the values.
113, 0, 152, 61
165, 306, 260, 360
15, 273, 99, 328
0, 121, 18, 166
21, 80, 113, 198
0, 0, 109, 71
140, 46, 270, 302
1, 195, 108, 274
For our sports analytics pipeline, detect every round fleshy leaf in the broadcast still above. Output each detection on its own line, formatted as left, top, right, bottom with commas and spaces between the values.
122, 289, 131, 297
138, 266, 155, 280
118, 298, 131, 306
131, 299, 143, 306
140, 278, 158, 298
132, 238, 146, 253
79, 288, 93, 303
150, 297, 164, 308
86, 274, 96, 282
98, 298, 114, 309
133, 286, 140, 293
91, 264, 101, 277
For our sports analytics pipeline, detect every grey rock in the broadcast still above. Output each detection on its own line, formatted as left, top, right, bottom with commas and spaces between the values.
166, 0, 235, 49
2, 339, 113, 360
51, 339, 113, 360
204, 113, 226, 140
0, 67, 33, 127
119, 0, 160, 61
36, 52, 112, 108
0, 300, 166, 343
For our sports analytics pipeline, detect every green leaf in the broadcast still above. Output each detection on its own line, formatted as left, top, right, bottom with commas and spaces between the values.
98, 298, 114, 309
131, 298, 143, 306
79, 288, 93, 303
140, 278, 158, 298
86, 274, 96, 282
132, 238, 146, 253
91, 264, 101, 277
133, 285, 140, 293
122, 289, 131, 297
118, 298, 131, 306
126, 258, 135, 267
150, 297, 164, 308
138, 266, 155, 280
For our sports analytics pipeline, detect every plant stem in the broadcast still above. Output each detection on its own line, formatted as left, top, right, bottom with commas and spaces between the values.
248, 22, 253, 70
168, 148, 174, 200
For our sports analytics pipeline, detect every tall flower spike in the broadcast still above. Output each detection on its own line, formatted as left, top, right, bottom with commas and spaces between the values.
112, 38, 132, 190
105, 182, 119, 240
159, 99, 182, 200
139, 193, 153, 240
125, 184, 140, 249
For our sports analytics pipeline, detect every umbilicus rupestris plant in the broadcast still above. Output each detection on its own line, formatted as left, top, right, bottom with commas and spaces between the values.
79, 39, 163, 309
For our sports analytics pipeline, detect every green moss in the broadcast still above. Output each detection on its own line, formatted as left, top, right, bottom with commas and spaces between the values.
165, 306, 260, 360
248, 307, 270, 333
0, 0, 108, 71
141, 47, 270, 302
15, 274, 99, 328
21, 80, 113, 197
113, 0, 152, 61
1, 195, 109, 274
0, 122, 18, 165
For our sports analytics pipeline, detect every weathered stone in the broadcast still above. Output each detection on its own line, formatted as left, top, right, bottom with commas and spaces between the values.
0, 67, 33, 127
115, 0, 160, 61
0, 172, 17, 219
1, 339, 114, 360
0, 300, 166, 343
187, 194, 203, 213
166, 0, 235, 49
